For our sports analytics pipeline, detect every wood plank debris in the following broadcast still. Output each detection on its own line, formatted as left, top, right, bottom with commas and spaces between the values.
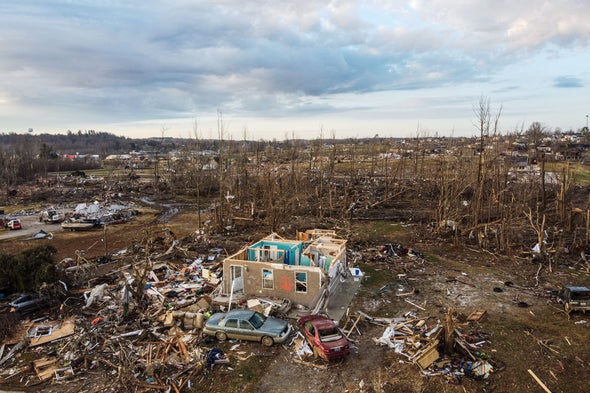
368, 306, 497, 383
413, 339, 440, 370
404, 299, 426, 311
528, 369, 553, 393
467, 309, 487, 322
33, 357, 58, 381
28, 317, 76, 347
293, 358, 328, 370
345, 314, 362, 338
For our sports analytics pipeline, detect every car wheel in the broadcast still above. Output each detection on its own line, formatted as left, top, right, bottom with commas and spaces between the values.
215, 331, 228, 341
261, 336, 274, 347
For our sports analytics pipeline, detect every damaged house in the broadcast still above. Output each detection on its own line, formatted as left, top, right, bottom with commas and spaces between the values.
218, 229, 349, 312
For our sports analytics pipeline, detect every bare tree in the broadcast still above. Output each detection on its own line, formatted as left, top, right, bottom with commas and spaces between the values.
192, 119, 203, 230
215, 110, 227, 232
524, 207, 550, 279
472, 96, 502, 228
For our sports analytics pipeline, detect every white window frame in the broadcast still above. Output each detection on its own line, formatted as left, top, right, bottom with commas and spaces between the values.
295, 271, 307, 293
262, 268, 274, 289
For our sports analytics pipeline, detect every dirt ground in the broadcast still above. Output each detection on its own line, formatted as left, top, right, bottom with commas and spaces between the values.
1, 208, 589, 393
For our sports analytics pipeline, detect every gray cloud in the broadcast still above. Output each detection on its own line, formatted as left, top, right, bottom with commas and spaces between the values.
553, 76, 583, 88
0, 1, 589, 132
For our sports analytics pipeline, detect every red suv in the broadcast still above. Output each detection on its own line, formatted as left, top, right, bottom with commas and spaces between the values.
298, 314, 350, 361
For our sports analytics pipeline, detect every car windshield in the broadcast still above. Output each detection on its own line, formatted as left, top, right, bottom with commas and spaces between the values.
16, 295, 33, 303
248, 312, 267, 329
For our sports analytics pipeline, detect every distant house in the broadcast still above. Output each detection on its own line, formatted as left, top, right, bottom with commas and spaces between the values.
78, 154, 100, 163
218, 229, 348, 310
558, 147, 584, 161
104, 154, 131, 161
511, 155, 530, 170
63, 153, 100, 162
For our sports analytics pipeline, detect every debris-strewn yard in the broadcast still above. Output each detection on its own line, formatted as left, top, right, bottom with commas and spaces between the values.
0, 208, 588, 393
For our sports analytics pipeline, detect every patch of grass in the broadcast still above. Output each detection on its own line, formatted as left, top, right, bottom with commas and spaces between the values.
572, 163, 590, 185
371, 221, 407, 237
225, 354, 272, 392
358, 263, 396, 290
478, 303, 590, 393
422, 253, 439, 263
2, 203, 45, 213
352, 221, 409, 245
545, 162, 590, 186
352, 262, 415, 316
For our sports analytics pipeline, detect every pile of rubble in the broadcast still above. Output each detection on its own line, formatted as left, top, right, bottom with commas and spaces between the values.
0, 230, 257, 392
364, 307, 498, 385
0, 227, 507, 391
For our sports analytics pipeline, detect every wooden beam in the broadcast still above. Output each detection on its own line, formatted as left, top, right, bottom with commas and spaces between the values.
404, 299, 426, 311
345, 314, 362, 338
528, 369, 552, 393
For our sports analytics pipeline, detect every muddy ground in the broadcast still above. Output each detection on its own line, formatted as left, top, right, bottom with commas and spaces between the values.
1, 207, 589, 393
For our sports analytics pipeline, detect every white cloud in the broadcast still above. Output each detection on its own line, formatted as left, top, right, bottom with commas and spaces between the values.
0, 1, 588, 137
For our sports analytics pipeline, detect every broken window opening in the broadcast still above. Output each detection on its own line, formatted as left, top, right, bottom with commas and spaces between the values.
29, 325, 56, 338
225, 319, 238, 328
262, 268, 274, 289
305, 321, 315, 336
295, 271, 307, 293
262, 245, 270, 261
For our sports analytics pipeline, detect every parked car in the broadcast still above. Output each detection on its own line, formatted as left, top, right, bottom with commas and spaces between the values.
6, 219, 22, 230
557, 286, 590, 314
9, 293, 46, 314
203, 309, 291, 346
298, 314, 350, 361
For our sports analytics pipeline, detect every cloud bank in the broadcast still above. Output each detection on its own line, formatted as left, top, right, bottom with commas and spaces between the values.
0, 1, 589, 138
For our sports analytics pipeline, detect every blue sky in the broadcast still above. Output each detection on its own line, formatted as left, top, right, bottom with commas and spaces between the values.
0, 1, 588, 140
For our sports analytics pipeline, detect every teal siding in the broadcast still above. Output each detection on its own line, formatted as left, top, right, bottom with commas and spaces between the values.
247, 241, 303, 265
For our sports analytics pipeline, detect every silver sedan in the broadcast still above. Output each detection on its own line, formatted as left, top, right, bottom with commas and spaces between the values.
203, 309, 291, 346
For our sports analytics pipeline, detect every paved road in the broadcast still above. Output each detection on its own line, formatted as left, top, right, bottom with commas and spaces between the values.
0, 214, 62, 241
